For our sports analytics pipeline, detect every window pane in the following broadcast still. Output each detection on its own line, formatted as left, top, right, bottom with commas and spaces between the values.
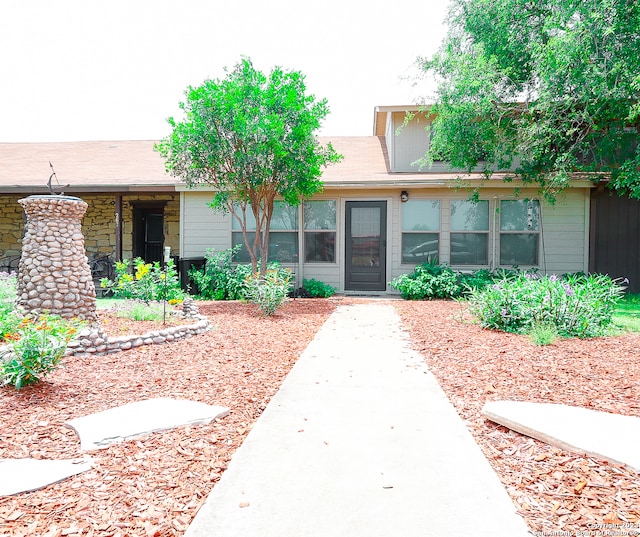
402, 200, 440, 231
304, 200, 336, 230
232, 231, 299, 263
232, 201, 298, 231
304, 231, 336, 262
271, 203, 298, 230
500, 234, 538, 266
450, 200, 489, 231
402, 233, 439, 264
500, 200, 540, 231
450, 233, 488, 265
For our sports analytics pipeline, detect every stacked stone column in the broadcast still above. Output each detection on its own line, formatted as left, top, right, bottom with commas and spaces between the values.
17, 195, 97, 322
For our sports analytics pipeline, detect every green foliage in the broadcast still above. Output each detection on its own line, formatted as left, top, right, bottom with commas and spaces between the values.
612, 292, 640, 332
246, 268, 293, 316
419, 0, 640, 201
155, 57, 343, 274
467, 273, 625, 338
300, 278, 336, 298
1, 314, 85, 390
390, 261, 462, 300
528, 323, 559, 346
101, 258, 184, 302
189, 246, 251, 300
0, 273, 20, 339
109, 300, 174, 322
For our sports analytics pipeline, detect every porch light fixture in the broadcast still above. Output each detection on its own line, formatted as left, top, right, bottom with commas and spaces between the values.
401, 190, 409, 203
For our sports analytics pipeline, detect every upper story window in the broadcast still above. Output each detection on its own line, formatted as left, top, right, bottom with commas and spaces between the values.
232, 201, 298, 263
450, 200, 489, 265
304, 200, 336, 263
401, 199, 440, 264
499, 199, 540, 266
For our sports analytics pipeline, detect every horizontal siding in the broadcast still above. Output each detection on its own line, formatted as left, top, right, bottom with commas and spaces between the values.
181, 192, 230, 257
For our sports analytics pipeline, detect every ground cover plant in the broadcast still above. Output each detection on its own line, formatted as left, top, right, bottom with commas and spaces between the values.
467, 272, 625, 339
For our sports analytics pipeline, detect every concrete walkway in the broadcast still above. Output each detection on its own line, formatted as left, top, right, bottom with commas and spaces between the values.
185, 303, 531, 537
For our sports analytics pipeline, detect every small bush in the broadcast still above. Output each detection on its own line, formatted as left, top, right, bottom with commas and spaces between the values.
390, 261, 462, 300
189, 246, 251, 300
246, 268, 292, 315
101, 258, 184, 302
1, 314, 85, 390
0, 273, 20, 340
528, 323, 558, 346
467, 272, 625, 338
300, 279, 336, 298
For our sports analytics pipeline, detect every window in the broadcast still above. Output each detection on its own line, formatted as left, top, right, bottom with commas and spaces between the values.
401, 200, 440, 264
500, 199, 540, 266
232, 202, 298, 263
304, 200, 336, 263
450, 200, 489, 265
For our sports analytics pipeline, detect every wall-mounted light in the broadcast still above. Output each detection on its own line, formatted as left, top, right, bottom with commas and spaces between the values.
401, 190, 409, 203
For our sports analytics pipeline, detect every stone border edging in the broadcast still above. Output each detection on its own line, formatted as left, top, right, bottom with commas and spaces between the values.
66, 314, 210, 355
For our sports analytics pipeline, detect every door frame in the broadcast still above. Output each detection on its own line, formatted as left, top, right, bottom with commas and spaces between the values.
343, 199, 388, 292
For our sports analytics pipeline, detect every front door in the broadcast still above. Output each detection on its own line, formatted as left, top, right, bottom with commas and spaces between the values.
345, 201, 387, 291
133, 207, 164, 263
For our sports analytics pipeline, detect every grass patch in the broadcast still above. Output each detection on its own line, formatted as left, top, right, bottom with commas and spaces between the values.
611, 293, 640, 333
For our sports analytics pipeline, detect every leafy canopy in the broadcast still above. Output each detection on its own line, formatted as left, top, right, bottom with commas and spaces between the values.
156, 57, 342, 272
419, 0, 640, 201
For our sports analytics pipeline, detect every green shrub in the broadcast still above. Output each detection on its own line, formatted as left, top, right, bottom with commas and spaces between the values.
101, 258, 184, 302
467, 272, 625, 338
528, 323, 559, 345
1, 314, 85, 390
246, 268, 293, 315
189, 246, 251, 300
0, 273, 21, 340
301, 278, 336, 298
390, 261, 462, 300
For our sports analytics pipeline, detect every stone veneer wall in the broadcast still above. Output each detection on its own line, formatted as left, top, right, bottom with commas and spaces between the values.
17, 195, 97, 321
0, 195, 24, 258
0, 193, 180, 262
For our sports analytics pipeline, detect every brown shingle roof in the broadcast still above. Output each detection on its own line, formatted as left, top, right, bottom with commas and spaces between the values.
0, 136, 487, 194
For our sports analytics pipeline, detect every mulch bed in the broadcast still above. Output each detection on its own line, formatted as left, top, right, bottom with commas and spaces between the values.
1, 298, 639, 536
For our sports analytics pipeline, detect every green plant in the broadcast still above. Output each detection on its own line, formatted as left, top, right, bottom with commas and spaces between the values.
390, 261, 462, 300
528, 323, 558, 346
110, 299, 172, 321
189, 246, 251, 300
0, 273, 21, 340
246, 268, 292, 315
467, 272, 625, 338
1, 314, 85, 390
301, 278, 336, 298
101, 258, 184, 302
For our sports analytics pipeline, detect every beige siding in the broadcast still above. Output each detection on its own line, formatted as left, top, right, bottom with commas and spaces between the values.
180, 192, 230, 257
389, 112, 430, 172
181, 187, 590, 294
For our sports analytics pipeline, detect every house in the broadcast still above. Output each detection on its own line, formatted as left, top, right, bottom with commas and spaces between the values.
0, 106, 629, 293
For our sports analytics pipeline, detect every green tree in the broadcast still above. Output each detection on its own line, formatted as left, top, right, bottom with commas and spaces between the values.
418, 0, 640, 201
156, 57, 342, 273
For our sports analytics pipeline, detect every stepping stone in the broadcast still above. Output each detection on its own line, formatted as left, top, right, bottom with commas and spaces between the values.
0, 457, 93, 496
482, 400, 640, 472
66, 398, 230, 451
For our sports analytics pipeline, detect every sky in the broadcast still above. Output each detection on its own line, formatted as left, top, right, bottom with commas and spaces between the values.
0, 0, 451, 142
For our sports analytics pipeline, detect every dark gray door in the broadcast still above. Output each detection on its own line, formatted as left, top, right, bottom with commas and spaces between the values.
345, 201, 387, 291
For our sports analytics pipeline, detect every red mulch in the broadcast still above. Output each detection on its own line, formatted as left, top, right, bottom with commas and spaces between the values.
394, 300, 640, 535
1, 298, 639, 536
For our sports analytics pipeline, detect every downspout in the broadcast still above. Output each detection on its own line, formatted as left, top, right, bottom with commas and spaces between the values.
115, 194, 123, 261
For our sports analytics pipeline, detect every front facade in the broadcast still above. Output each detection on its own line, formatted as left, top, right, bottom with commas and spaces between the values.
1, 108, 597, 294
179, 107, 593, 294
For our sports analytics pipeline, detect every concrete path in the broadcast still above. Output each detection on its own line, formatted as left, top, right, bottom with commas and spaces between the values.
185, 303, 530, 537
483, 400, 640, 472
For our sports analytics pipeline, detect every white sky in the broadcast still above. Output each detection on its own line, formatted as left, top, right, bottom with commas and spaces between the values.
0, 0, 450, 142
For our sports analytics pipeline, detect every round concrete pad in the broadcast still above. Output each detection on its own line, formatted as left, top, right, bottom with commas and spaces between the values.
0, 457, 93, 496
65, 397, 230, 451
